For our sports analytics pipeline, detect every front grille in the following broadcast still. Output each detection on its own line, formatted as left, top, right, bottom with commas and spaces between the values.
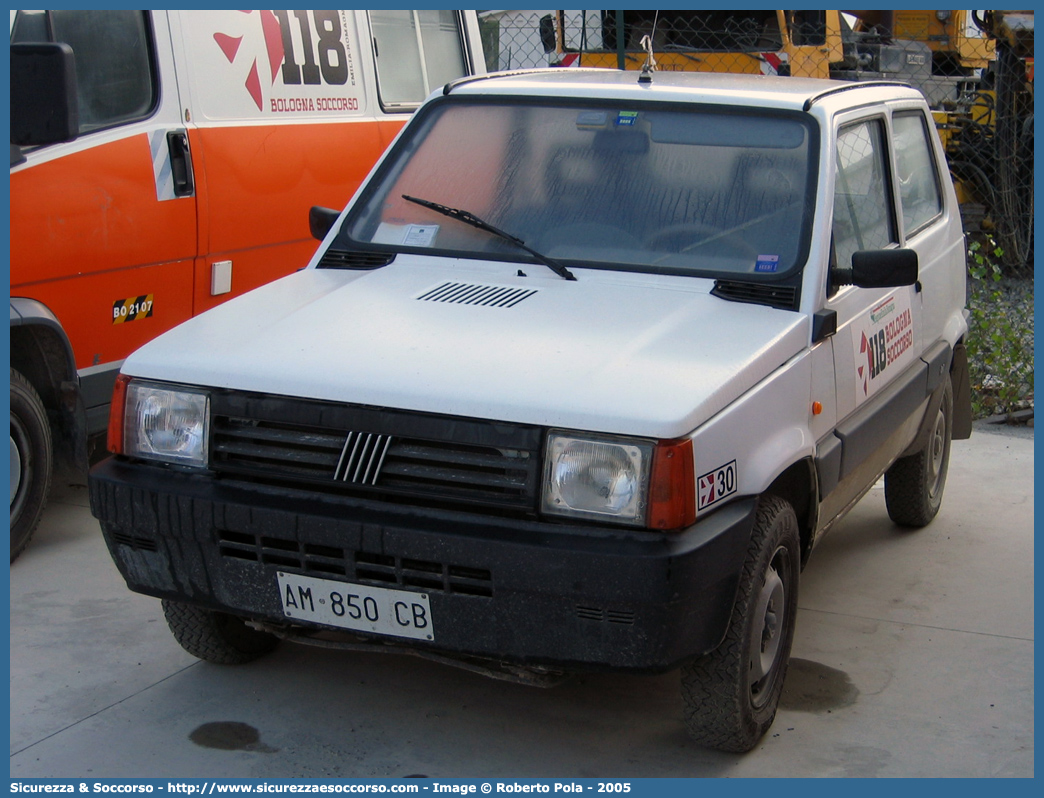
334, 432, 392, 485
575, 605, 636, 625
209, 392, 543, 515
218, 530, 493, 596
112, 532, 159, 552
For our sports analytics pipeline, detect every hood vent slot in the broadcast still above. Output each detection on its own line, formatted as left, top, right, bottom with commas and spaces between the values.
712, 280, 798, 310
418, 282, 537, 308
318, 249, 395, 270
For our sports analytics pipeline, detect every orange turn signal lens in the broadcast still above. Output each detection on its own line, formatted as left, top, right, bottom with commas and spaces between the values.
107, 374, 132, 454
648, 438, 696, 531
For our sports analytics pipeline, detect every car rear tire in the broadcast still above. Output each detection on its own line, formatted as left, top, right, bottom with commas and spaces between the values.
162, 599, 278, 664
885, 374, 953, 528
680, 495, 800, 752
11, 368, 52, 563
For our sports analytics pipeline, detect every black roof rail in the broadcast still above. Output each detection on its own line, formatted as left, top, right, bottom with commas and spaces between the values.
803, 80, 914, 112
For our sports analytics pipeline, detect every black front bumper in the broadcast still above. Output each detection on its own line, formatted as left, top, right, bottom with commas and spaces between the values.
89, 458, 756, 673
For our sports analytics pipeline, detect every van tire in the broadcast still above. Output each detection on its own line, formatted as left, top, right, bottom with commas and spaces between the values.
885, 375, 953, 528
162, 600, 278, 664
680, 495, 800, 752
10, 368, 52, 563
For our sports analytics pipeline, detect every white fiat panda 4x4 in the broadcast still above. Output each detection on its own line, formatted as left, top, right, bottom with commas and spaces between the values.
90, 70, 972, 752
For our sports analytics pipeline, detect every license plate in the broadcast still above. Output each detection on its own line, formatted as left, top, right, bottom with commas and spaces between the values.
277, 572, 434, 641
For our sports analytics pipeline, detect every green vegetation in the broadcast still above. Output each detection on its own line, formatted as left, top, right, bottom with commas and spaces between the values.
965, 236, 1034, 420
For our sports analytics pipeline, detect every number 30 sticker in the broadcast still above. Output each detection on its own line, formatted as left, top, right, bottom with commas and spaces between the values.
698, 460, 737, 511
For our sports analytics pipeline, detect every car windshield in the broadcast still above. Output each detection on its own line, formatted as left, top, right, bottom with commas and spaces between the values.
343, 99, 817, 278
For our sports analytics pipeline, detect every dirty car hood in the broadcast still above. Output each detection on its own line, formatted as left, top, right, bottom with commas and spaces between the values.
123, 260, 810, 439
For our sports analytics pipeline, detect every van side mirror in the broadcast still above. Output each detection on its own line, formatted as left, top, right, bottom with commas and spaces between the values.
309, 206, 340, 241
539, 15, 556, 53
11, 43, 80, 147
833, 248, 918, 289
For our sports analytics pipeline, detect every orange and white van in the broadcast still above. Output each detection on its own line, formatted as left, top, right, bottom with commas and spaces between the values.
9, 9, 486, 559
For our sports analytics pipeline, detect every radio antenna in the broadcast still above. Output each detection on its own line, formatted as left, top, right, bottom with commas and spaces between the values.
638, 11, 659, 82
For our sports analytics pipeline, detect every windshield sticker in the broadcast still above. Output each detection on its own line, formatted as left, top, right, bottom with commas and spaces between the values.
853, 291, 915, 400
698, 460, 738, 511
755, 255, 780, 273
403, 225, 439, 248
373, 223, 439, 247
615, 111, 639, 127
576, 110, 609, 129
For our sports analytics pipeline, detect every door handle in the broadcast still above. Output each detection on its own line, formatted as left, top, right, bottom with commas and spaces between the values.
166, 130, 194, 197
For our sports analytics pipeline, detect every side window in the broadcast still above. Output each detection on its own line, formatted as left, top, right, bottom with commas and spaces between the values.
11, 10, 155, 135
892, 111, 943, 236
369, 10, 468, 109
832, 119, 897, 270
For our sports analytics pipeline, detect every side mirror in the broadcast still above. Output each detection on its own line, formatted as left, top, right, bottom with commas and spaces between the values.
11, 43, 79, 147
539, 15, 556, 53
834, 248, 918, 289
309, 206, 340, 241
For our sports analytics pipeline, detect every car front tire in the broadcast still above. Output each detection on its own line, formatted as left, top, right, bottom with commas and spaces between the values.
162, 599, 279, 664
680, 495, 800, 752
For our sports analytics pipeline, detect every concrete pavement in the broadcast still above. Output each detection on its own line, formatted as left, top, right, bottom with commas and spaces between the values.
9, 422, 1033, 777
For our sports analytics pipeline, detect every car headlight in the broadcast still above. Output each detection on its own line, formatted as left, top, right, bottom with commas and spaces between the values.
121, 380, 210, 467
542, 432, 653, 525
541, 431, 697, 529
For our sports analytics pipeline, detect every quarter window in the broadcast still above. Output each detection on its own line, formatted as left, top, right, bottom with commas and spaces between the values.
892, 112, 943, 236
832, 119, 897, 269
11, 10, 155, 135
369, 10, 468, 109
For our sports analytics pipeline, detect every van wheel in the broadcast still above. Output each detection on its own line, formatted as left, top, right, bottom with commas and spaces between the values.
162, 599, 278, 664
10, 368, 52, 563
885, 375, 952, 528
680, 495, 800, 752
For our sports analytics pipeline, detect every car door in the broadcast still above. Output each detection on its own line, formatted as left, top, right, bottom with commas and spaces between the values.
818, 112, 926, 522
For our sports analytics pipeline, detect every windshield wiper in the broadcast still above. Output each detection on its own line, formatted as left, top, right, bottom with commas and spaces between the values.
402, 194, 576, 281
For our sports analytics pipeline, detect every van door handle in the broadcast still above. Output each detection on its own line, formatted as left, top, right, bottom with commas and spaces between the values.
166, 131, 194, 197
